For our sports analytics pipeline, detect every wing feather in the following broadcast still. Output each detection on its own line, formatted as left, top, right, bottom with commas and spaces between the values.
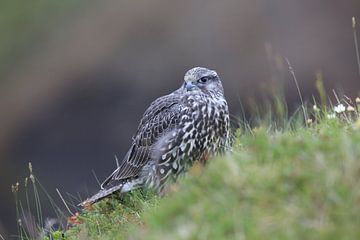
101, 92, 182, 189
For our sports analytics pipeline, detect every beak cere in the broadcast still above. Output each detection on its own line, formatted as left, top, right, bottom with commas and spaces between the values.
185, 81, 196, 91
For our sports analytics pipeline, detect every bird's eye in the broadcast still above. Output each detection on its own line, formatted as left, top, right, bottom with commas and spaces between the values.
198, 77, 209, 83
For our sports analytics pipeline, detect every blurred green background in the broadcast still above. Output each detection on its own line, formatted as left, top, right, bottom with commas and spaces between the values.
0, 0, 359, 236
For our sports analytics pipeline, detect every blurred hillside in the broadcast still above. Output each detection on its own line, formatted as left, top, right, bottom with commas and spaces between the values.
0, 0, 360, 236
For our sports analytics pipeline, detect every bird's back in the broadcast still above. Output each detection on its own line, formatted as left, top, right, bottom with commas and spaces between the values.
101, 92, 184, 188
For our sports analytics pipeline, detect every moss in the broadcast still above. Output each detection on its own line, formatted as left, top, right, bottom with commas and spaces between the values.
64, 118, 360, 239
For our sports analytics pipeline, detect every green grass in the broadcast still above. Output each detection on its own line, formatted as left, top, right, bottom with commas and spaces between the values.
61, 110, 360, 240
64, 190, 158, 240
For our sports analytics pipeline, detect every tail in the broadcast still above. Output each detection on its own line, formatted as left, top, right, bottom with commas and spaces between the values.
79, 184, 123, 206
79, 178, 143, 207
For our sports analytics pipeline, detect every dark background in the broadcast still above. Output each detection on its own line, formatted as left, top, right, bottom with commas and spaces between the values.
1, 0, 360, 236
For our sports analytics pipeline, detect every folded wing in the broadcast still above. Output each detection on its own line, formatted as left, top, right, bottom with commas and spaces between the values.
100, 93, 183, 189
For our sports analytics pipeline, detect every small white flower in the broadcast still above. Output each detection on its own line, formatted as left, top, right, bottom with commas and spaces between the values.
327, 113, 336, 119
356, 97, 360, 104
334, 104, 345, 113
313, 105, 319, 111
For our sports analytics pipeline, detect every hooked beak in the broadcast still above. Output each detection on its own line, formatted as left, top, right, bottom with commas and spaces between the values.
185, 81, 196, 91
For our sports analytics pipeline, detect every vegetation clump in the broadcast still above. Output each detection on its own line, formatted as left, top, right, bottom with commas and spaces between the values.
63, 99, 360, 239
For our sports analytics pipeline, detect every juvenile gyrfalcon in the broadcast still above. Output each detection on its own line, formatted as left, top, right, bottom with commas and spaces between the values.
80, 67, 230, 206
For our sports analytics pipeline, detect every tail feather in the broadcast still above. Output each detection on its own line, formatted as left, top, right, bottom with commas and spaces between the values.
79, 184, 123, 206
79, 178, 144, 207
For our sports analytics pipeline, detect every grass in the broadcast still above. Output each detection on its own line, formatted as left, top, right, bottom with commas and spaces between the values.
65, 190, 158, 240
49, 100, 360, 240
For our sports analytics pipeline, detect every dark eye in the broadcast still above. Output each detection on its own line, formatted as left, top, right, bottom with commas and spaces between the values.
198, 77, 209, 83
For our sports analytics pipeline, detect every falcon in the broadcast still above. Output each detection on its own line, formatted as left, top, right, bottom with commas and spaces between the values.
80, 67, 230, 206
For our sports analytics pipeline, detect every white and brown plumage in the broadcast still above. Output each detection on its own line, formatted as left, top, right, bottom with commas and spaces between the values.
80, 67, 230, 206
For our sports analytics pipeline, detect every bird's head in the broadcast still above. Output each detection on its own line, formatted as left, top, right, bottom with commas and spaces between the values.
183, 67, 224, 95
